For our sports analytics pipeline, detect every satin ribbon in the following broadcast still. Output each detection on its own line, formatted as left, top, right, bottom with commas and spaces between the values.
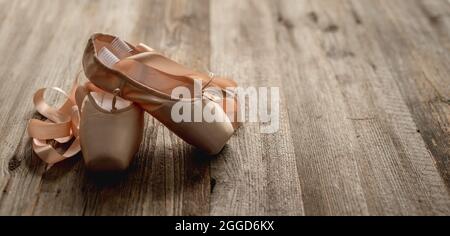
133, 43, 238, 97
27, 74, 82, 169
131, 43, 239, 121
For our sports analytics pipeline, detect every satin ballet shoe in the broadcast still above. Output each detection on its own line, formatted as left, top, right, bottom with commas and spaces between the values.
76, 83, 144, 172
82, 33, 240, 155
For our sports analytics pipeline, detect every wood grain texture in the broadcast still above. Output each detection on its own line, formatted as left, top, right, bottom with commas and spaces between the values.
0, 0, 449, 216
275, 0, 450, 215
209, 0, 304, 216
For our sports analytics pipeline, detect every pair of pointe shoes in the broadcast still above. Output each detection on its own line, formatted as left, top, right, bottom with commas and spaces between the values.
28, 33, 239, 172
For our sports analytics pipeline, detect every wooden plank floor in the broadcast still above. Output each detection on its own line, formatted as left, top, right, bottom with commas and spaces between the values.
0, 0, 449, 216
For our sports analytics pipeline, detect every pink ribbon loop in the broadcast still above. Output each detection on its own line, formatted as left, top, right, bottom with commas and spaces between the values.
27, 74, 82, 168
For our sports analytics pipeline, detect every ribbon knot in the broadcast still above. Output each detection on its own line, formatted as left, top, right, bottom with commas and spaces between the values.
27, 76, 82, 169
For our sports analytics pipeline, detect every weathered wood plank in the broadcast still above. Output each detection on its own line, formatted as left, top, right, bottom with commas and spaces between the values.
276, 0, 450, 215
209, 0, 304, 215
369, 0, 450, 188
275, 0, 371, 215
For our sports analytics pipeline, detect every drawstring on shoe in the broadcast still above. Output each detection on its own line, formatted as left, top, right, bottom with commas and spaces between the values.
112, 88, 121, 112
